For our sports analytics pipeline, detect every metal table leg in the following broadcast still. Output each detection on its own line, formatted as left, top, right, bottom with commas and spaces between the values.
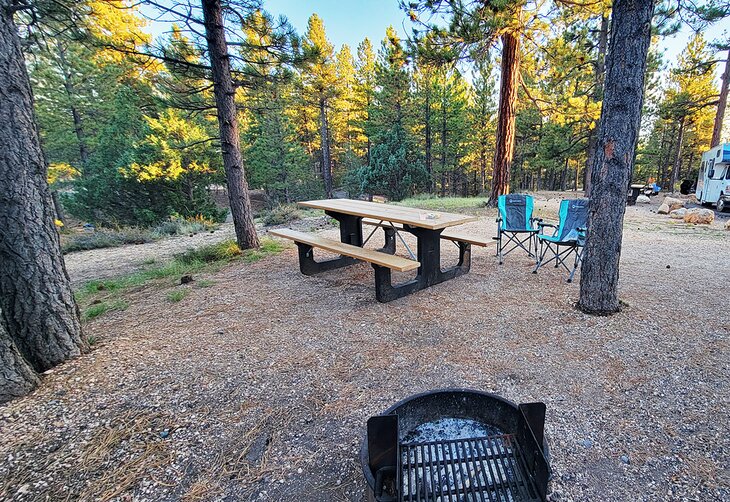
373, 225, 471, 302
296, 211, 363, 275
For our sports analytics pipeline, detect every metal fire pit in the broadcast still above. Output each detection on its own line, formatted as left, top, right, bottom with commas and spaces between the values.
360, 389, 550, 502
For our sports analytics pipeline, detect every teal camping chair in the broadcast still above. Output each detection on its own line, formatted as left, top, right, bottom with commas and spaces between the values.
495, 194, 540, 264
532, 198, 589, 283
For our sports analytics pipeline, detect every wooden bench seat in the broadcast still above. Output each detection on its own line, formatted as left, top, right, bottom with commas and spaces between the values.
361, 218, 493, 247
268, 228, 420, 272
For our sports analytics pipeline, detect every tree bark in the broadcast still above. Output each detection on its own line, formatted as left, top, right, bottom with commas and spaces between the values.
201, 0, 259, 249
56, 42, 89, 166
711, 49, 729, 147
424, 75, 433, 192
670, 116, 685, 192
578, 0, 654, 315
488, 32, 519, 205
0, 0, 87, 371
319, 96, 333, 198
0, 314, 39, 403
584, 14, 609, 197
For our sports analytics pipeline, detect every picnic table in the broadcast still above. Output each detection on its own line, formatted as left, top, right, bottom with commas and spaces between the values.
269, 199, 488, 302
627, 184, 645, 205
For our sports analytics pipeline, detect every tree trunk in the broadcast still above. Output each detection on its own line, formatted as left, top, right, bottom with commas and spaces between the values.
670, 116, 685, 192
201, 0, 259, 249
424, 74, 433, 192
711, 49, 729, 147
489, 32, 519, 205
0, 0, 86, 371
0, 315, 39, 403
584, 14, 609, 197
319, 97, 333, 198
578, 0, 655, 315
56, 42, 89, 166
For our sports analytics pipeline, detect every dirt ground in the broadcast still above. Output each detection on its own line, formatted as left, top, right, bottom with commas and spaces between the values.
1, 193, 729, 501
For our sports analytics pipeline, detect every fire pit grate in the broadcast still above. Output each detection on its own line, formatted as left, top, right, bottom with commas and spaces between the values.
361, 389, 550, 502
400, 434, 540, 501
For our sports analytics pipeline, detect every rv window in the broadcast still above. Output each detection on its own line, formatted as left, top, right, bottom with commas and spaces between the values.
709, 166, 723, 180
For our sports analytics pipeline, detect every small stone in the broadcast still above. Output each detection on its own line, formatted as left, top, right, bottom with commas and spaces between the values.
581, 439, 593, 448
297, 467, 303, 474
657, 203, 670, 214
620, 455, 630, 464
666, 265, 670, 269
180, 275, 194, 285
159, 430, 170, 439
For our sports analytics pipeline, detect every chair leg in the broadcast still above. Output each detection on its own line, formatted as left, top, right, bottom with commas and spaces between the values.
567, 247, 584, 283
533, 240, 548, 274
497, 230, 504, 265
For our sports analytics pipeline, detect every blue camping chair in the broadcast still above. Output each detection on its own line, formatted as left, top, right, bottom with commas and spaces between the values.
532, 198, 589, 283
495, 194, 540, 264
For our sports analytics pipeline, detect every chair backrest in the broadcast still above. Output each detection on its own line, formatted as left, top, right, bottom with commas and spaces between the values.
498, 194, 534, 230
556, 198, 589, 242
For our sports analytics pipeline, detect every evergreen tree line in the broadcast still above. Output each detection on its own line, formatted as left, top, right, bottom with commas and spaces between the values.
28, 3, 729, 228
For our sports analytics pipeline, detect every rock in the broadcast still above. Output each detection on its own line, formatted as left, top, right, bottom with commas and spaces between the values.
663, 196, 686, 212
180, 275, 194, 285
687, 194, 699, 204
657, 203, 670, 214
726, 220, 730, 231
636, 194, 651, 204
669, 208, 687, 219
620, 455, 631, 464
683, 208, 714, 225
581, 439, 593, 448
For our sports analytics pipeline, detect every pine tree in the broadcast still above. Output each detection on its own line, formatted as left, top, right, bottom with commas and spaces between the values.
302, 14, 338, 197
361, 27, 426, 200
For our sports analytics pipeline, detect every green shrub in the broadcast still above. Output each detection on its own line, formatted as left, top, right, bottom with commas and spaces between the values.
178, 240, 242, 264
259, 204, 302, 226
152, 214, 219, 237
62, 228, 156, 254
166, 289, 188, 302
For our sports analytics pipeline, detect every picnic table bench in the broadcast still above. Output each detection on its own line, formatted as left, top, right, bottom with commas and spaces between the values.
268, 199, 483, 302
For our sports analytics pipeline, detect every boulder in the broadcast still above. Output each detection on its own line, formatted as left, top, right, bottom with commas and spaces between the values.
687, 194, 699, 204
663, 196, 686, 212
669, 208, 687, 219
683, 208, 714, 225
725, 219, 730, 231
636, 194, 651, 204
657, 203, 670, 214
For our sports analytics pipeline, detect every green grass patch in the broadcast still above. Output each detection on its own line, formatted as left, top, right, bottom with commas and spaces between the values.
166, 289, 188, 302
83, 299, 129, 320
397, 196, 487, 212
75, 238, 285, 319
195, 279, 215, 288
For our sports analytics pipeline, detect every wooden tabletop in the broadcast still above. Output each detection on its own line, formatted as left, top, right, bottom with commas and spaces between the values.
298, 199, 477, 230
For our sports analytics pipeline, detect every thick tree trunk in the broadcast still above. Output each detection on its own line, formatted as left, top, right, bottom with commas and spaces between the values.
201, 0, 259, 249
711, 50, 729, 147
0, 0, 86, 371
578, 0, 655, 315
488, 32, 519, 205
670, 116, 685, 192
319, 97, 333, 198
0, 315, 39, 403
584, 14, 609, 197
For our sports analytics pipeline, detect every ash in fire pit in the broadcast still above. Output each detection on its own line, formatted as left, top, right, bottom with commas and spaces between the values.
361, 389, 550, 502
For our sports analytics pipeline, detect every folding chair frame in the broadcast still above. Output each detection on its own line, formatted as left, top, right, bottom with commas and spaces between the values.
495, 226, 539, 265
532, 223, 586, 283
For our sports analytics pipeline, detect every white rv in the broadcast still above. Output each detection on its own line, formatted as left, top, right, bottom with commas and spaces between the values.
696, 143, 730, 212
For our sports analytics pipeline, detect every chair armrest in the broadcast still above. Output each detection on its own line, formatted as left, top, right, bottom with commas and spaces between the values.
538, 222, 556, 229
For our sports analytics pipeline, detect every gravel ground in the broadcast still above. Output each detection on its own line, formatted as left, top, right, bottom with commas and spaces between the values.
1, 193, 728, 501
